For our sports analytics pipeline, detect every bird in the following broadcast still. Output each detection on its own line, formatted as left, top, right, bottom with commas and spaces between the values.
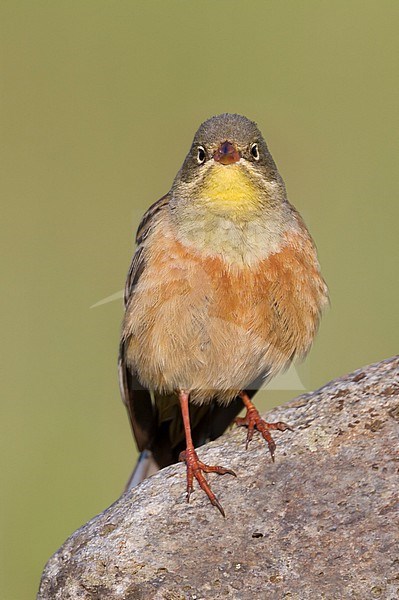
119, 113, 328, 516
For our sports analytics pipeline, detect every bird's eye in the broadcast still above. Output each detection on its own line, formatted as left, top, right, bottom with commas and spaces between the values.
250, 143, 260, 161
196, 146, 206, 164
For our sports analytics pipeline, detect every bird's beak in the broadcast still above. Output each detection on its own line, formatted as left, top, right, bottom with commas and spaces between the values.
213, 141, 240, 165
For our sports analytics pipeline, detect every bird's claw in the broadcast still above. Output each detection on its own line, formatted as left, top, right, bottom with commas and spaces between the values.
235, 402, 293, 460
179, 448, 236, 517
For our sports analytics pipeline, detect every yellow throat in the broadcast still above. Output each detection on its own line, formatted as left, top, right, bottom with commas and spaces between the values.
200, 163, 260, 213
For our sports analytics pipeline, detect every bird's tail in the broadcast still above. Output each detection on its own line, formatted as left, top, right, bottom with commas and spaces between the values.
125, 449, 160, 490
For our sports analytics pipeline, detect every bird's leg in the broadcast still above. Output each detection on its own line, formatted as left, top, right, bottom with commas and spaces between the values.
178, 391, 236, 517
235, 392, 293, 461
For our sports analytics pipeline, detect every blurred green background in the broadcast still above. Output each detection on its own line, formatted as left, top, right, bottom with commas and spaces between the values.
1, 1, 398, 598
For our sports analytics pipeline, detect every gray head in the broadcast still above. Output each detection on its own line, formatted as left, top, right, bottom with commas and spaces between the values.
176, 113, 280, 185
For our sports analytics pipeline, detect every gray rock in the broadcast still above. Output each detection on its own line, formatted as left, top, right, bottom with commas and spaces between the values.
38, 357, 399, 600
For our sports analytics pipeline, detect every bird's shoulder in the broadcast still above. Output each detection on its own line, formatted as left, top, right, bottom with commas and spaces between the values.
136, 193, 170, 245
124, 193, 170, 306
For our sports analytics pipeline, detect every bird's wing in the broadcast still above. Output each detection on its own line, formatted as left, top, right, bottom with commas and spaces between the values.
118, 194, 170, 455
124, 193, 170, 306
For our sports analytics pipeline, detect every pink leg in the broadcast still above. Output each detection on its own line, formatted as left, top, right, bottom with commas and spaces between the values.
179, 391, 236, 516
235, 392, 293, 461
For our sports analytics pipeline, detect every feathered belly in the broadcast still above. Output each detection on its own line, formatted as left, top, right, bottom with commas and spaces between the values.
122, 230, 328, 405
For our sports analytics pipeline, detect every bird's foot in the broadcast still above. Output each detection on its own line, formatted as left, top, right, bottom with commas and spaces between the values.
236, 393, 293, 461
179, 447, 236, 517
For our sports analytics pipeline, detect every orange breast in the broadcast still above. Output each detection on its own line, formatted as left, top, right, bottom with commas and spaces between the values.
123, 224, 328, 404
197, 231, 327, 361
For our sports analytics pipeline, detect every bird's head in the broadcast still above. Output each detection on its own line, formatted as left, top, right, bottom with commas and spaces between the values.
172, 114, 284, 216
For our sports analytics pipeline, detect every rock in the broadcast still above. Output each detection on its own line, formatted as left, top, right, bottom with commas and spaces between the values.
38, 357, 399, 599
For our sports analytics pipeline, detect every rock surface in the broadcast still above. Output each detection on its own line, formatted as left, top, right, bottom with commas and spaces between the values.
38, 357, 399, 600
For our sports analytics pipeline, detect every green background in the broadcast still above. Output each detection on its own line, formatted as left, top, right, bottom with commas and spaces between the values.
1, 2, 398, 598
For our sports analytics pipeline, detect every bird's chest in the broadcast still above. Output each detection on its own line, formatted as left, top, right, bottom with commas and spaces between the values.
172, 210, 287, 268
136, 238, 279, 346
198, 264, 266, 331
132, 208, 324, 332
124, 227, 327, 399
